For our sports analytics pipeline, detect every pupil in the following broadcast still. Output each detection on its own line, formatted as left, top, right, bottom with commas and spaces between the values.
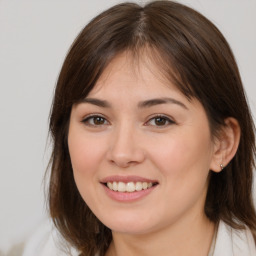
155, 117, 166, 125
94, 117, 104, 125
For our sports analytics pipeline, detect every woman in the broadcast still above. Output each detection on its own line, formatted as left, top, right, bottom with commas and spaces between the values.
23, 1, 256, 255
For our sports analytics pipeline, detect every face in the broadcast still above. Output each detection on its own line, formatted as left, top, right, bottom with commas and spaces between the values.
68, 52, 217, 235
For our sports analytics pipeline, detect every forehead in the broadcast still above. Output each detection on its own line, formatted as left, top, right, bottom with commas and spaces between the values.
89, 51, 182, 97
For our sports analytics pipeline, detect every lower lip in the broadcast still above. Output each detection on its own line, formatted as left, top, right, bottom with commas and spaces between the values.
102, 184, 157, 202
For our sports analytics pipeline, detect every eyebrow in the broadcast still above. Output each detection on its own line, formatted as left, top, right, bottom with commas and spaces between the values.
80, 97, 188, 110
137, 97, 188, 110
79, 98, 111, 108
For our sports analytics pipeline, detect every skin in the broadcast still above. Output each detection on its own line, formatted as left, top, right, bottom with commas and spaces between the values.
68, 52, 240, 256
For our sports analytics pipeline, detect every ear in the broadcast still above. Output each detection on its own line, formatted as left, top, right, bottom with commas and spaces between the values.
210, 117, 241, 173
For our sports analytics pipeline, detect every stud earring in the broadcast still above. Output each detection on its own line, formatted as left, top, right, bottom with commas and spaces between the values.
220, 164, 224, 170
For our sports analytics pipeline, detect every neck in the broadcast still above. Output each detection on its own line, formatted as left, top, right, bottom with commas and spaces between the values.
105, 212, 215, 256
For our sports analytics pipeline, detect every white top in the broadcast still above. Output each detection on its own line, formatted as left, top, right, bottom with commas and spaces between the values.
21, 219, 256, 256
212, 221, 256, 256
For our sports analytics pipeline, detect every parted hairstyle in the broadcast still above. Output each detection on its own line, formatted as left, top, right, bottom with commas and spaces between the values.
48, 1, 256, 255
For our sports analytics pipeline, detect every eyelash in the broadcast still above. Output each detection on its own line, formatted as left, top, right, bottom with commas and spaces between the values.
82, 114, 109, 127
145, 115, 175, 127
81, 114, 175, 128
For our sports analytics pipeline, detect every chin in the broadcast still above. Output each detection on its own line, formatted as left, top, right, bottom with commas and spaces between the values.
98, 212, 159, 235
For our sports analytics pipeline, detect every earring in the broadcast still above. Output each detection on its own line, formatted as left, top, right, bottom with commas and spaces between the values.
220, 164, 224, 170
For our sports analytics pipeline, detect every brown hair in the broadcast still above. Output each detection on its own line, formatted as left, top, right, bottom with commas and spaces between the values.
48, 1, 256, 255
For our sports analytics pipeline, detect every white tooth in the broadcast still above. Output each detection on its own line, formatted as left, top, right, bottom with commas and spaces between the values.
142, 182, 148, 190
135, 182, 143, 191
108, 181, 153, 192
126, 182, 135, 192
107, 182, 113, 190
113, 181, 118, 191
118, 182, 126, 192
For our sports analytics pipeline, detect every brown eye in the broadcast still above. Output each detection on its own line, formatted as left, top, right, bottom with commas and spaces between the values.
82, 115, 108, 126
154, 117, 168, 126
146, 115, 175, 127
93, 116, 105, 125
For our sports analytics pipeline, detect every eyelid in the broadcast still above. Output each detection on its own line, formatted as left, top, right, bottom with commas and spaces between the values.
144, 114, 176, 127
81, 114, 110, 126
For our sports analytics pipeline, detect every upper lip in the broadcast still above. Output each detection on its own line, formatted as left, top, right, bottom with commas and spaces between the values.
100, 175, 159, 184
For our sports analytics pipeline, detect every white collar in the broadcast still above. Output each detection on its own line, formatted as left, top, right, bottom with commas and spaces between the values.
212, 220, 256, 256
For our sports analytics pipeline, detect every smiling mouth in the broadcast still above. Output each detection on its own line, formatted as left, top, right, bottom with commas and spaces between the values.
103, 181, 158, 193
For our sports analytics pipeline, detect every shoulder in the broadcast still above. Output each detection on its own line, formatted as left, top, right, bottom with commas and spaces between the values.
21, 219, 80, 256
213, 220, 256, 256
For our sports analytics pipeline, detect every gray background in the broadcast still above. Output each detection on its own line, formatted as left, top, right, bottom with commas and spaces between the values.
0, 0, 255, 252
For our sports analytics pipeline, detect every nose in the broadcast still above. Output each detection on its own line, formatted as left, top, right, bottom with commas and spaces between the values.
106, 124, 145, 168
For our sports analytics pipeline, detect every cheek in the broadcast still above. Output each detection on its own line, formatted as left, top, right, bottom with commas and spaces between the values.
148, 129, 213, 188
68, 129, 107, 210
146, 134, 213, 221
68, 131, 105, 176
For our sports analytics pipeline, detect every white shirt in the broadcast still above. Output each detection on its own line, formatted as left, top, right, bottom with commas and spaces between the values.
212, 221, 256, 256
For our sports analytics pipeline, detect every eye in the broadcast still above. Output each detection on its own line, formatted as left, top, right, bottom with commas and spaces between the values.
146, 115, 175, 127
82, 115, 109, 126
